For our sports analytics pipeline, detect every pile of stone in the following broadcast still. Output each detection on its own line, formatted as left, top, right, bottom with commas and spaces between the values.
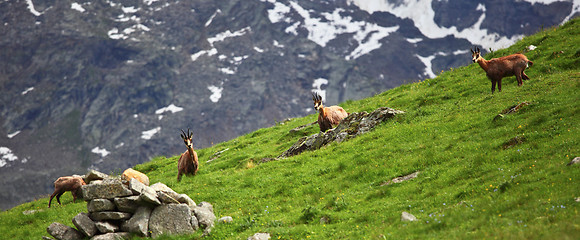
46, 170, 216, 240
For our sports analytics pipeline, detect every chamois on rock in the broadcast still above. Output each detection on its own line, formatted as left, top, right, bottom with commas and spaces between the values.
48, 176, 86, 208
177, 128, 199, 182
312, 92, 348, 132
471, 47, 533, 93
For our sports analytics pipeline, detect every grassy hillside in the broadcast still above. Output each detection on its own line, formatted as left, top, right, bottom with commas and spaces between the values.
2, 18, 579, 240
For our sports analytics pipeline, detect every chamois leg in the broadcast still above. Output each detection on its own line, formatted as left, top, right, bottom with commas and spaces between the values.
56, 192, 64, 205
515, 72, 523, 86
177, 171, 182, 182
498, 79, 502, 92
522, 70, 530, 80
491, 79, 497, 93
48, 190, 61, 208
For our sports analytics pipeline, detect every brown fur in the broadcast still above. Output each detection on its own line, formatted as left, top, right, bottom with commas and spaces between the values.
48, 176, 86, 208
121, 168, 150, 186
471, 47, 533, 93
312, 93, 348, 132
177, 129, 199, 182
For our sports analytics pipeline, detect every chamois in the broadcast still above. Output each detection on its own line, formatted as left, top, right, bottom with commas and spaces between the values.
312, 92, 348, 132
177, 128, 198, 182
48, 176, 86, 208
471, 47, 533, 93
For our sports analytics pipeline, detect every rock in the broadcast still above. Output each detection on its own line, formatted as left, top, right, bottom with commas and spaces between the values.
22, 209, 44, 215
148, 204, 195, 238
47, 222, 85, 240
87, 199, 116, 213
89, 232, 131, 240
90, 212, 133, 221
401, 211, 417, 222
84, 170, 110, 184
381, 171, 420, 186
121, 168, 150, 186
217, 216, 233, 224
113, 196, 142, 213
193, 202, 216, 235
176, 194, 196, 209
575, 197, 580, 202
503, 135, 526, 149
248, 232, 271, 240
129, 178, 161, 205
319, 216, 331, 224
95, 221, 119, 233
150, 182, 176, 194
81, 179, 133, 201
567, 157, 580, 166
121, 206, 153, 237
157, 191, 180, 204
279, 107, 404, 158
42, 236, 53, 240
72, 213, 98, 237
191, 215, 199, 231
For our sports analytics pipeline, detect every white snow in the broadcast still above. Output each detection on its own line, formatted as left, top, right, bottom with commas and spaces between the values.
71, 3, 86, 13
219, 67, 236, 74
144, 0, 159, 5
406, 38, 423, 44
254, 46, 265, 53
415, 54, 437, 79
25, 0, 42, 16
191, 27, 250, 62
528, 45, 537, 50
108, 28, 127, 40
0, 147, 18, 168
155, 104, 184, 114
7, 131, 20, 139
346, 0, 525, 50
141, 127, 161, 140
205, 9, 222, 27
312, 78, 329, 102
264, 1, 398, 60
122, 6, 139, 14
91, 147, 110, 158
21, 87, 34, 95
273, 40, 284, 48
208, 85, 224, 103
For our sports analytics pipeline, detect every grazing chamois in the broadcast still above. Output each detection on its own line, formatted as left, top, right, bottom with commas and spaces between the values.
48, 176, 86, 208
312, 92, 348, 132
471, 47, 533, 93
177, 128, 199, 182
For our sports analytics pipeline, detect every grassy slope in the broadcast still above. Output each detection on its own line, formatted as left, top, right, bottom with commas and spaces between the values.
1, 18, 579, 240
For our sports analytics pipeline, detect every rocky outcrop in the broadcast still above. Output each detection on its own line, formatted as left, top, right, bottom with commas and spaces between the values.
46, 172, 215, 239
279, 107, 404, 158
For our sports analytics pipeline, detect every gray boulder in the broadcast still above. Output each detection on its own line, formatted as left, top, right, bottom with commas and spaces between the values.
90, 212, 132, 221
279, 107, 404, 158
567, 157, 580, 166
84, 170, 110, 184
149, 204, 195, 238
87, 199, 116, 213
47, 222, 84, 240
129, 178, 161, 206
218, 216, 233, 224
121, 206, 153, 237
113, 196, 142, 213
89, 232, 131, 240
72, 213, 98, 237
95, 221, 119, 233
81, 179, 133, 200
176, 194, 196, 209
193, 202, 216, 235
157, 191, 180, 204
248, 232, 271, 240
401, 211, 417, 222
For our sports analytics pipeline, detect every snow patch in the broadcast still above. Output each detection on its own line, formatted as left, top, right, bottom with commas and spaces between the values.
7, 131, 20, 139
91, 147, 110, 158
71, 2, 86, 13
208, 85, 224, 103
406, 38, 423, 44
219, 67, 236, 75
312, 78, 329, 102
25, 0, 42, 16
22, 87, 34, 95
528, 45, 537, 51
347, 0, 525, 50
416, 54, 437, 79
142, 127, 161, 140
254, 46, 265, 53
155, 104, 184, 115
0, 147, 18, 168
205, 9, 221, 27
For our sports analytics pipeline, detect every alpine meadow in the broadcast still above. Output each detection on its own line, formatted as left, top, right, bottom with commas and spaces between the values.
1, 17, 578, 240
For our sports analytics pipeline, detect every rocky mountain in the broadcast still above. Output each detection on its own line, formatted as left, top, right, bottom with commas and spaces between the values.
0, 0, 577, 210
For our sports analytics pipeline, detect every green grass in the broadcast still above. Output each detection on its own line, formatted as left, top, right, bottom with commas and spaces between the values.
2, 18, 579, 240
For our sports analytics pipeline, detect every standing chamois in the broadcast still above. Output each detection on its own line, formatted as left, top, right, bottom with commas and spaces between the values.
471, 47, 533, 93
312, 92, 348, 132
177, 128, 198, 182
48, 176, 86, 208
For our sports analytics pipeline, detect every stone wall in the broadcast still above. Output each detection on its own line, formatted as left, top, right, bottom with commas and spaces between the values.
46, 170, 216, 240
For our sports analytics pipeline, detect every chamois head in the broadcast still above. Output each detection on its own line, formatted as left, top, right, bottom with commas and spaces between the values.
180, 128, 193, 150
471, 47, 482, 63
312, 92, 323, 111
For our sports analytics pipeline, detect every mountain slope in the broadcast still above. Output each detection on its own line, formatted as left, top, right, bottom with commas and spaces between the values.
1, 17, 578, 239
